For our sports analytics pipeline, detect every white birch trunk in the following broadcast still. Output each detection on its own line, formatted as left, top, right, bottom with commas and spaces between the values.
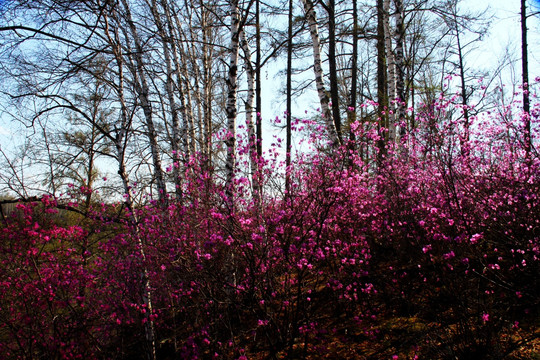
240, 31, 261, 203
185, 9, 203, 158
225, 0, 240, 203
393, 0, 406, 137
112, 4, 158, 359
149, 0, 184, 200
120, 0, 167, 204
201, 11, 213, 167
301, 0, 341, 148
172, 7, 198, 158
384, 0, 397, 143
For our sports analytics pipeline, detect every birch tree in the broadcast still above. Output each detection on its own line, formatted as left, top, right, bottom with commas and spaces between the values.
377, 0, 389, 163
348, 0, 359, 135
104, 8, 157, 359
393, 0, 406, 138
384, 0, 397, 143
255, 0, 263, 159
146, 0, 184, 200
521, 0, 532, 159
286, 0, 293, 192
301, 0, 341, 148
119, 0, 167, 204
321, 0, 342, 143
240, 31, 261, 202
225, 0, 242, 203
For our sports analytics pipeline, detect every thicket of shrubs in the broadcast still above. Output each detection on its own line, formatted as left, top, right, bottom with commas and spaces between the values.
1, 99, 539, 359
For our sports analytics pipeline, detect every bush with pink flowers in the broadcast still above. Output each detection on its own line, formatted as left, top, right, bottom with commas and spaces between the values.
1, 95, 539, 359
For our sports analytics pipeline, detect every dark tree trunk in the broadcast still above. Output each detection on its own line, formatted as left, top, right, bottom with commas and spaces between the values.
347, 0, 358, 159
394, 0, 406, 137
286, 0, 293, 193
256, 0, 263, 159
377, 0, 389, 165
325, 0, 342, 143
521, 0, 531, 158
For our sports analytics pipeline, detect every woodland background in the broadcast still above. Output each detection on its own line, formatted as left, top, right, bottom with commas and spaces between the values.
0, 0, 539, 359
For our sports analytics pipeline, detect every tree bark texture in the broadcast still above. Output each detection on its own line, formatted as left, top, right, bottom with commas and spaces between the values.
302, 0, 341, 148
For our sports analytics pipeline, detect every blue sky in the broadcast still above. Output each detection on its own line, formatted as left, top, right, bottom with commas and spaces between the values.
1, 0, 540, 147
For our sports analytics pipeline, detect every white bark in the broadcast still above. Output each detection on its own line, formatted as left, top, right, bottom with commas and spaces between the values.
201, 5, 214, 167
120, 0, 167, 204
240, 31, 261, 202
393, 0, 406, 137
301, 0, 341, 148
166, 8, 194, 160
149, 0, 184, 200
176, 3, 200, 158
104, 13, 131, 205
225, 0, 241, 203
111, 4, 157, 359
384, 0, 397, 143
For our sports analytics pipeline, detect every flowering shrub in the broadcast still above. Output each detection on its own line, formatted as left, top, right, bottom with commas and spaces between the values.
0, 94, 539, 359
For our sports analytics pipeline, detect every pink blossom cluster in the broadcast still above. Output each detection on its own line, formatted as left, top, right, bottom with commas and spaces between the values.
1, 93, 539, 359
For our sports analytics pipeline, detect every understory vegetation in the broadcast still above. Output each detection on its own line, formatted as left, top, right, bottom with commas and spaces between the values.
1, 98, 539, 360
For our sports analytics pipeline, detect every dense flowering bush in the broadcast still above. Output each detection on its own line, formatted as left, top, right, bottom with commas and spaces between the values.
0, 95, 539, 359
